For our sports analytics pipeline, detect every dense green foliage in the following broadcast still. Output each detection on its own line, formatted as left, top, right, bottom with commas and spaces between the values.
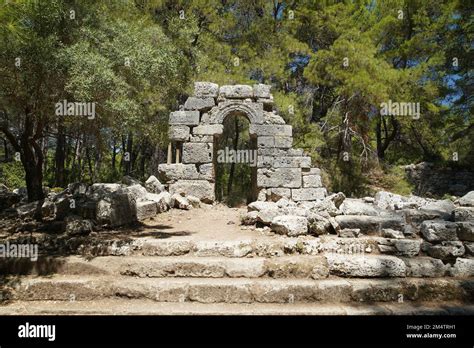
0, 0, 472, 199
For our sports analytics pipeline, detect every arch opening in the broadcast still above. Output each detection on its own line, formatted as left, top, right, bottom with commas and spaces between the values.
214, 111, 257, 206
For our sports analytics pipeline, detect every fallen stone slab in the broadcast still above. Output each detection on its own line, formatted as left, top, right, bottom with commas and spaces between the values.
169, 180, 215, 203
335, 215, 405, 234
340, 199, 379, 216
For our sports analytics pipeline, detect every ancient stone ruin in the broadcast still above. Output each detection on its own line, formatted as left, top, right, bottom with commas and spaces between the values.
158, 82, 326, 204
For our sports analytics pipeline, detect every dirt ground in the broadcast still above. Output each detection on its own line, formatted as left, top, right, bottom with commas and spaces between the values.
139, 203, 269, 241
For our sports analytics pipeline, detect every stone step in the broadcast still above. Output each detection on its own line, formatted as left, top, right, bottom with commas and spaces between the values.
5, 275, 473, 304
2, 253, 466, 279
0, 255, 328, 279
68, 235, 393, 258
2, 253, 470, 279
1, 299, 473, 315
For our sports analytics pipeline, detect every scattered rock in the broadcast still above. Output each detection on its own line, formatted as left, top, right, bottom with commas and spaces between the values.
122, 176, 141, 186
307, 213, 332, 236
145, 175, 165, 194
171, 194, 192, 210
271, 215, 308, 236
186, 195, 201, 208
326, 192, 346, 208
457, 191, 474, 207
64, 215, 93, 236
146, 192, 171, 213
339, 198, 379, 216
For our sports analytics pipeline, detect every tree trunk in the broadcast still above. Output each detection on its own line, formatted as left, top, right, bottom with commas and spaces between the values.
112, 137, 117, 171
20, 113, 45, 202
54, 121, 66, 187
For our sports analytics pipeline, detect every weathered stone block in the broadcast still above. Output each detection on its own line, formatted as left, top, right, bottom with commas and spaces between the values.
457, 191, 474, 207
253, 84, 271, 98
145, 175, 164, 194
169, 111, 200, 126
199, 163, 214, 181
303, 174, 323, 188
402, 257, 447, 277
219, 85, 253, 98
339, 198, 379, 216
391, 239, 421, 257
257, 156, 274, 168
193, 124, 223, 136
194, 82, 219, 98
325, 254, 406, 278
263, 111, 284, 125
257, 168, 302, 188
257, 136, 274, 148
267, 188, 292, 201
250, 124, 292, 137
168, 125, 190, 141
421, 220, 459, 242
457, 221, 474, 241
158, 163, 199, 181
453, 207, 474, 221
450, 258, 474, 277
182, 142, 213, 164
302, 167, 321, 176
273, 156, 311, 168
136, 201, 157, 221
184, 97, 215, 111
190, 135, 213, 143
334, 215, 405, 234
169, 180, 215, 203
271, 215, 308, 236
96, 192, 136, 227
426, 241, 465, 261
274, 136, 292, 148
292, 188, 327, 201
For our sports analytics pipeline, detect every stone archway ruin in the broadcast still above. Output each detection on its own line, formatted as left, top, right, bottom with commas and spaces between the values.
158, 82, 327, 204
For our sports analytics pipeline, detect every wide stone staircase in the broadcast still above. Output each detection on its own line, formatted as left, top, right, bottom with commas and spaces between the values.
1, 235, 473, 315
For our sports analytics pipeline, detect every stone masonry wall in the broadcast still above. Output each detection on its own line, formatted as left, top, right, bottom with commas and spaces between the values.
158, 82, 327, 203
405, 162, 474, 197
